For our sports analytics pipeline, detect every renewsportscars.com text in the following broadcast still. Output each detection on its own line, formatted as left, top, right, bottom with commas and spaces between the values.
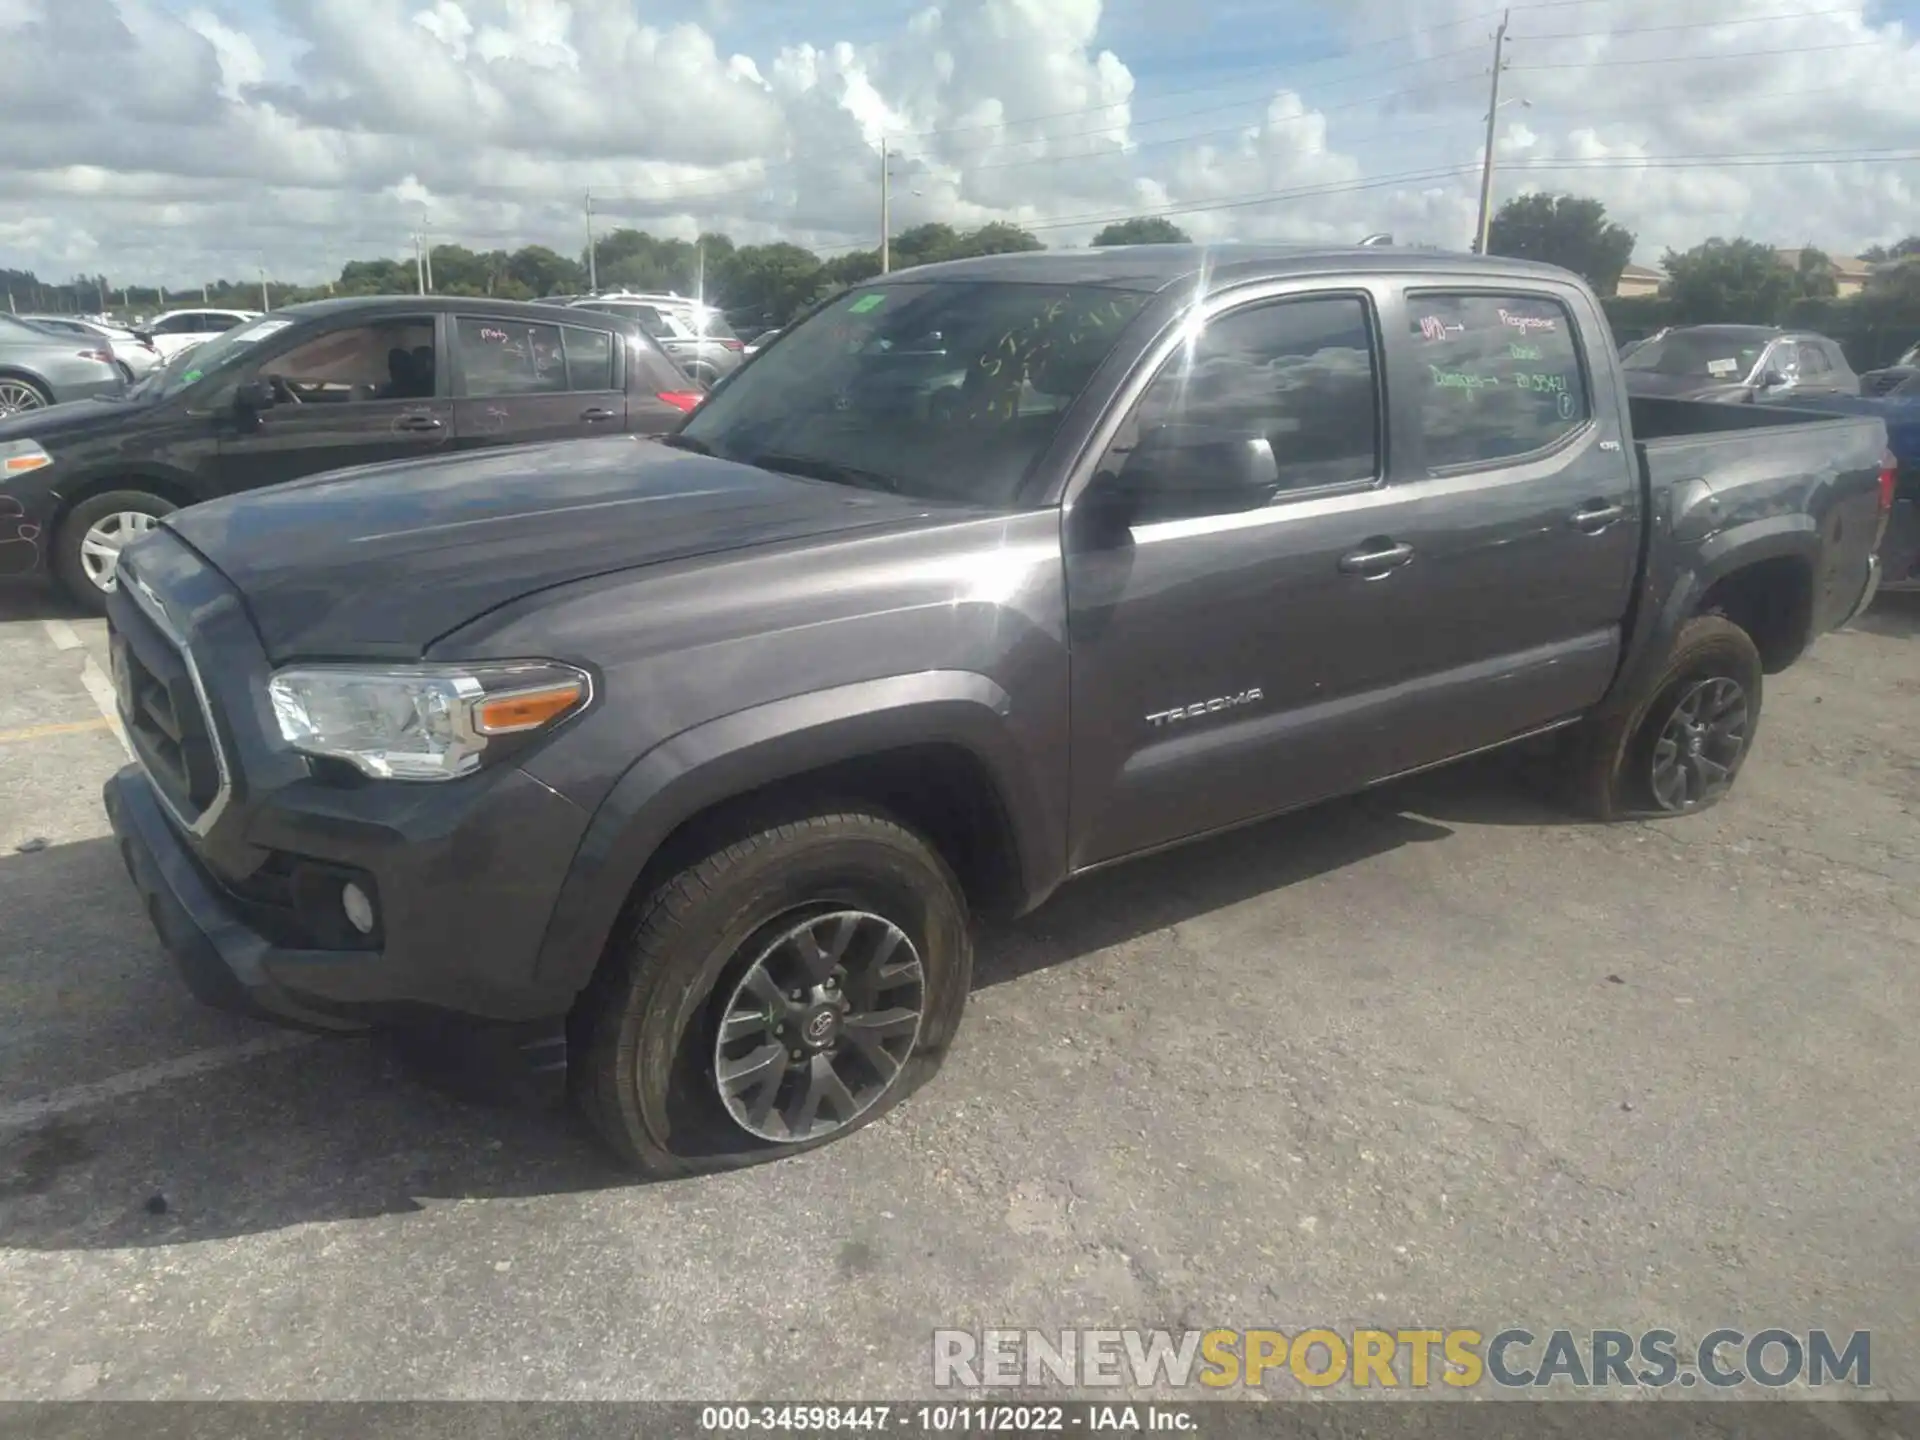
931, 1328, 1872, 1391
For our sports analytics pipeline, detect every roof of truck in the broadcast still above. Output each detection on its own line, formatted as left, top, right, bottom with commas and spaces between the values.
867, 243, 1583, 291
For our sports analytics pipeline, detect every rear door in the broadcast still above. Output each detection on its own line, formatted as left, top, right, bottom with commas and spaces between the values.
1386, 287, 1640, 763
212, 313, 453, 492
449, 314, 627, 446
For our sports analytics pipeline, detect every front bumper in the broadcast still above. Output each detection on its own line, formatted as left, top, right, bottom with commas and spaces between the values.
105, 767, 576, 1098
105, 767, 361, 1031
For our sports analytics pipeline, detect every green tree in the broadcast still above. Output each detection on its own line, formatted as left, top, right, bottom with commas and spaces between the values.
1660, 237, 1800, 324
952, 222, 1044, 258
1862, 237, 1920, 263
1091, 217, 1191, 246
505, 245, 583, 297
1486, 193, 1636, 294
1793, 246, 1839, 300
822, 250, 883, 290
718, 242, 827, 327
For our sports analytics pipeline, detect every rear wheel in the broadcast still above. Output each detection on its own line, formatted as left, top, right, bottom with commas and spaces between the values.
54, 489, 178, 614
0, 376, 51, 416
572, 807, 972, 1175
1567, 615, 1763, 820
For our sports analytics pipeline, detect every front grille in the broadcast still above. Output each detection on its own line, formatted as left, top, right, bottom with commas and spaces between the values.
111, 573, 227, 831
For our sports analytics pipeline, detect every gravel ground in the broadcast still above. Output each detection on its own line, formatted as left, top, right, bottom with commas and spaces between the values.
0, 585, 1915, 1402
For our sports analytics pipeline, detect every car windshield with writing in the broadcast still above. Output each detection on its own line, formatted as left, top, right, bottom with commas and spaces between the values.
676, 281, 1150, 504
1621, 330, 1770, 381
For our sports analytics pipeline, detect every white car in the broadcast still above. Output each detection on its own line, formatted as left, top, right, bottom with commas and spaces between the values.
143, 308, 262, 361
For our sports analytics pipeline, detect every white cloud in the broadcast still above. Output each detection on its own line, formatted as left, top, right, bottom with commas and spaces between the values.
0, 0, 1915, 287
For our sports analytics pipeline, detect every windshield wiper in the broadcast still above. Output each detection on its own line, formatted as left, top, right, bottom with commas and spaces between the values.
746, 451, 903, 494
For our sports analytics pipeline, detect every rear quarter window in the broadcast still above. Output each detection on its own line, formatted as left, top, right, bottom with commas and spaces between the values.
1408, 292, 1591, 469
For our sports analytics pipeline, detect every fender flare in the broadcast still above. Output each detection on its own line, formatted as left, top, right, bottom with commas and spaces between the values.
530, 670, 1058, 998
1606, 515, 1820, 717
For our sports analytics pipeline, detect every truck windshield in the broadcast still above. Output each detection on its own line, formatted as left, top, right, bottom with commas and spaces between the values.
1622, 331, 1768, 381
676, 281, 1150, 504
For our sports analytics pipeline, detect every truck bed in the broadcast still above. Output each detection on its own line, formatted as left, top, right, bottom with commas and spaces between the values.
1628, 394, 1890, 628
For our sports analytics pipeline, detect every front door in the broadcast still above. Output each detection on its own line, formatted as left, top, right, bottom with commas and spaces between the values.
213, 314, 453, 493
1063, 288, 1433, 868
449, 315, 627, 447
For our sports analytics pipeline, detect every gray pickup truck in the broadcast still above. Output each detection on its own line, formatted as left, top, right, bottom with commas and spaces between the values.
99, 246, 1893, 1173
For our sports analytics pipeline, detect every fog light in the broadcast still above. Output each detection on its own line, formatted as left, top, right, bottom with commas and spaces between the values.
341, 881, 376, 935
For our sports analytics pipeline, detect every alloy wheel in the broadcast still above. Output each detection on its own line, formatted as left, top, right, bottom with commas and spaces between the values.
1649, 676, 1749, 812
0, 379, 47, 416
712, 909, 926, 1143
79, 511, 159, 592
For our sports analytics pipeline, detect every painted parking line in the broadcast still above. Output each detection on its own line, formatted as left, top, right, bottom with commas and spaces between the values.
40, 618, 84, 652
76, 654, 134, 761
0, 717, 115, 745
0, 1033, 322, 1132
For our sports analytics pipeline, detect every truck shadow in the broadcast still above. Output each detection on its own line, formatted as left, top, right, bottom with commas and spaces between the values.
0, 757, 1562, 1251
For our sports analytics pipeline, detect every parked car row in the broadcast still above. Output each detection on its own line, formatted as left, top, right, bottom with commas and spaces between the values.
1614, 323, 1918, 593
0, 313, 128, 414
0, 296, 705, 609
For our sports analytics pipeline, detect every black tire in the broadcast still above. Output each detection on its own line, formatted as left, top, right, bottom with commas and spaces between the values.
53, 489, 177, 615
1566, 615, 1764, 820
572, 807, 972, 1176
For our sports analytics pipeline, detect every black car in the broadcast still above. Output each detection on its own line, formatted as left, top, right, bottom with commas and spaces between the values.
0, 295, 706, 612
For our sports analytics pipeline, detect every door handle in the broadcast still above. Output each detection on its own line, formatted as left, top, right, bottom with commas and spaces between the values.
1337, 541, 1414, 575
396, 413, 444, 432
579, 407, 617, 422
1570, 502, 1625, 532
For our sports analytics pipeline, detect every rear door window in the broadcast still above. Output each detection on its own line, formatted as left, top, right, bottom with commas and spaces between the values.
561, 326, 616, 391
456, 316, 566, 397
1408, 293, 1592, 469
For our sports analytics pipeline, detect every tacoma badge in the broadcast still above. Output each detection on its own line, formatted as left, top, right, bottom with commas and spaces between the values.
1145, 688, 1264, 728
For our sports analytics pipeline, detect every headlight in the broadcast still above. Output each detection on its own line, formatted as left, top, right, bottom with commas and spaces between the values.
267, 662, 591, 781
1, 440, 52, 478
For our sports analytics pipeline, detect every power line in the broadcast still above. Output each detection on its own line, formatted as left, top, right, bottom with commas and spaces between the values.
1512, 37, 1884, 69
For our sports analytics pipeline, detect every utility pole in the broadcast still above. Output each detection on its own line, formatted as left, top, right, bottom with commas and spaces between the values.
202, 282, 210, 304
1474, 9, 1511, 256
259, 266, 270, 312
584, 190, 598, 292
880, 139, 892, 274
421, 209, 434, 292
414, 232, 427, 295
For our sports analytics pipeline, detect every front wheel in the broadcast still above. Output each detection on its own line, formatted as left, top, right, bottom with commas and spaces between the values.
572, 808, 972, 1175
54, 490, 178, 614
1567, 615, 1764, 820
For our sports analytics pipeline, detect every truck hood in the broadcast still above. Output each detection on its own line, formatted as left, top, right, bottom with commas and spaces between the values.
162, 436, 937, 660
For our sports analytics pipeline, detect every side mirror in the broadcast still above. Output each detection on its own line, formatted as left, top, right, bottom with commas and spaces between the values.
1113, 425, 1280, 521
1759, 369, 1789, 390
235, 378, 277, 411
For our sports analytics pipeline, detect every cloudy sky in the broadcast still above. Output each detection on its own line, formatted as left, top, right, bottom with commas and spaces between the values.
3, 0, 1917, 288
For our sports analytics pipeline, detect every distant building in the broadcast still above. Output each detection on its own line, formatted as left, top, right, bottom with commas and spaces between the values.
1774, 249, 1876, 297
1614, 263, 1666, 298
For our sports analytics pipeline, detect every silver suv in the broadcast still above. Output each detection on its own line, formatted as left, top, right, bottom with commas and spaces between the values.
567, 292, 744, 386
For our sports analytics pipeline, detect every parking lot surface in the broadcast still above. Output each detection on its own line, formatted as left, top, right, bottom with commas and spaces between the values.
0, 586, 1915, 1400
